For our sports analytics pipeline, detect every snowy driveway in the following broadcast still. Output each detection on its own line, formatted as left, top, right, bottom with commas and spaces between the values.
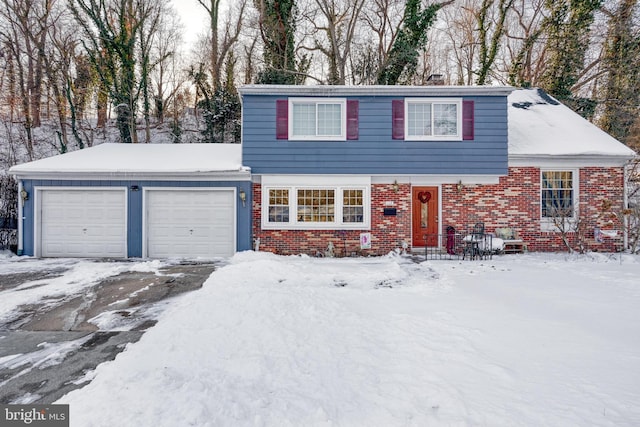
0, 255, 216, 404
57, 251, 640, 427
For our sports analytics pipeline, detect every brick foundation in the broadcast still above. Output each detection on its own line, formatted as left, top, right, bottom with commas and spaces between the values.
252, 167, 625, 255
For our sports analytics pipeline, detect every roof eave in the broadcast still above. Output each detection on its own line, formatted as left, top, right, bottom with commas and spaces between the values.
509, 153, 637, 167
239, 84, 515, 97
9, 169, 252, 182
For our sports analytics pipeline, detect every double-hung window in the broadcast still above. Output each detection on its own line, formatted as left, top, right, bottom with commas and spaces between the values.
541, 170, 577, 231
263, 182, 369, 230
405, 98, 462, 140
289, 98, 347, 140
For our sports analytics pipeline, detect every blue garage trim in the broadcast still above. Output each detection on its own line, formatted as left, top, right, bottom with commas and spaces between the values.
20, 179, 252, 258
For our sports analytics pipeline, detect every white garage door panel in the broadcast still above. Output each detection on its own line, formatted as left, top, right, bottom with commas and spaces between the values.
40, 189, 127, 258
147, 190, 235, 258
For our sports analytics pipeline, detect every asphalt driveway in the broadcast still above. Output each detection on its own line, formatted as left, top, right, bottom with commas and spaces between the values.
0, 258, 217, 404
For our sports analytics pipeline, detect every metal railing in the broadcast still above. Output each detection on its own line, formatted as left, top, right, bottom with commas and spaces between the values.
419, 232, 495, 261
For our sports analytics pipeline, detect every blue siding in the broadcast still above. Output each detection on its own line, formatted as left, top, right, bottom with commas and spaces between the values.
242, 94, 509, 175
20, 180, 252, 258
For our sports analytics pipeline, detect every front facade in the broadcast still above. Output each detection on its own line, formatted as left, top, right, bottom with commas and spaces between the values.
9, 86, 636, 259
240, 85, 636, 256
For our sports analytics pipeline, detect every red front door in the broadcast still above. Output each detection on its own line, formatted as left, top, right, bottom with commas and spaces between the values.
412, 187, 439, 247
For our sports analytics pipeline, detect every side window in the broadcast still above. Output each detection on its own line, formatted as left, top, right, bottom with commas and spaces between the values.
541, 171, 575, 218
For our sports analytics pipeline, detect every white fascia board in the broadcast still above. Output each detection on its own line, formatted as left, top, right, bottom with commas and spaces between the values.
239, 84, 515, 98
9, 170, 252, 181
262, 175, 371, 186
370, 175, 502, 185
509, 154, 635, 168
258, 174, 501, 185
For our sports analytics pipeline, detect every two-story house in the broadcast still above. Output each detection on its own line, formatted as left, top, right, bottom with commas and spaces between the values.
240, 85, 636, 255
9, 85, 636, 258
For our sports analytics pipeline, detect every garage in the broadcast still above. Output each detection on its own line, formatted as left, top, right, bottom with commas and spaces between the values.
10, 143, 252, 258
145, 189, 236, 258
39, 188, 127, 258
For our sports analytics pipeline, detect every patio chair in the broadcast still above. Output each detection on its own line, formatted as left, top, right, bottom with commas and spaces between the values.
463, 222, 489, 260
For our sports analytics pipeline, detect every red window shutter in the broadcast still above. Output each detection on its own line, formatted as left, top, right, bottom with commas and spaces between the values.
347, 100, 359, 140
276, 100, 288, 139
463, 100, 474, 140
392, 100, 404, 140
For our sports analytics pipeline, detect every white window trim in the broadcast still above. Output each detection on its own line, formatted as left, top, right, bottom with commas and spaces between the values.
540, 169, 579, 232
288, 97, 347, 141
404, 98, 462, 141
262, 184, 370, 230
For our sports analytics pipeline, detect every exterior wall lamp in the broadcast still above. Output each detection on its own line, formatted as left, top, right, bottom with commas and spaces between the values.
20, 189, 29, 206
392, 180, 399, 193
239, 188, 246, 207
456, 180, 464, 193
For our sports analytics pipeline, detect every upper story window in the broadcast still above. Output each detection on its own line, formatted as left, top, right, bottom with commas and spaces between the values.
405, 98, 462, 141
289, 98, 347, 141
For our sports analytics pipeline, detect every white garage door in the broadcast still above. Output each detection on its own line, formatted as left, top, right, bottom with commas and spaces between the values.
40, 188, 127, 258
146, 189, 235, 258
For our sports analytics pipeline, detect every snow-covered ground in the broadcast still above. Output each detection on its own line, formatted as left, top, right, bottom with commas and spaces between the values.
49, 251, 640, 426
0, 253, 169, 327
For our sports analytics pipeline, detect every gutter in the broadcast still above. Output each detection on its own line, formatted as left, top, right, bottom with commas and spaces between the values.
8, 169, 252, 182
239, 84, 515, 97
508, 154, 635, 167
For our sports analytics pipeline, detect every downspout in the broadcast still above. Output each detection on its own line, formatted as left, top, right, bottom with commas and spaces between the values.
17, 179, 24, 256
623, 162, 629, 252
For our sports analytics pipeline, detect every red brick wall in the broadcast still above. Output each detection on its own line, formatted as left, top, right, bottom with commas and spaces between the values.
252, 183, 411, 256
443, 167, 625, 252
252, 166, 625, 255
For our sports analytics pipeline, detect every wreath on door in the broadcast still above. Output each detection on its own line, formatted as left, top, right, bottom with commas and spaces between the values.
418, 191, 431, 204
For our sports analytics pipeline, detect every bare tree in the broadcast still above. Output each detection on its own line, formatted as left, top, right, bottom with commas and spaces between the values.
475, 0, 515, 84
196, 0, 247, 89
301, 0, 367, 84
438, 0, 480, 85
505, 0, 547, 86
0, 0, 56, 157
350, 0, 402, 84
150, 9, 184, 125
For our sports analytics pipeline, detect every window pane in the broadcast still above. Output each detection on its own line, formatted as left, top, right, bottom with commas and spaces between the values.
317, 103, 342, 136
542, 171, 574, 217
408, 103, 432, 136
343, 189, 364, 223
268, 189, 289, 222
297, 189, 335, 222
292, 103, 316, 136
434, 103, 458, 136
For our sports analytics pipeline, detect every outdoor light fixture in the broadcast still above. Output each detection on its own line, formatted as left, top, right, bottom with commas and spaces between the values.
456, 180, 464, 193
392, 180, 399, 193
239, 189, 246, 207
20, 189, 29, 206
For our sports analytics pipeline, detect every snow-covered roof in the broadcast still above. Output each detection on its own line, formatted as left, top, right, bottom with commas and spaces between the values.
9, 143, 250, 180
508, 89, 636, 166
